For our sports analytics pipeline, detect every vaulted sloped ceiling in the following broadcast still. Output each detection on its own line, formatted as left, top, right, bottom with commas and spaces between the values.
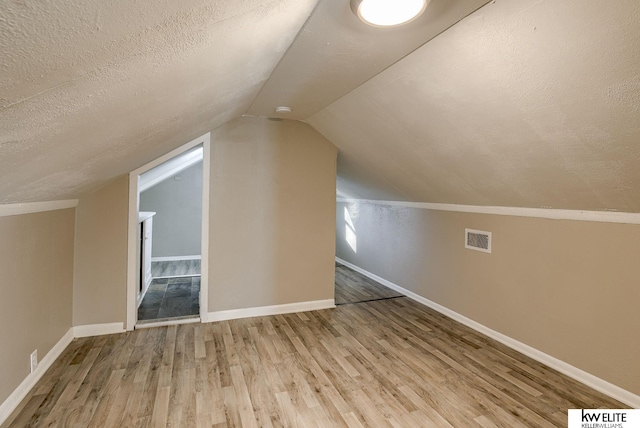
2, 0, 640, 212
308, 0, 640, 211
0, 0, 318, 203
247, 0, 489, 119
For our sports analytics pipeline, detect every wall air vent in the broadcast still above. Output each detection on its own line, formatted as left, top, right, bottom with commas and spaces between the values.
465, 229, 492, 253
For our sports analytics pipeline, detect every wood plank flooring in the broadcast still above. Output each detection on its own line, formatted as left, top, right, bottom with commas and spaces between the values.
3, 297, 625, 427
335, 263, 403, 305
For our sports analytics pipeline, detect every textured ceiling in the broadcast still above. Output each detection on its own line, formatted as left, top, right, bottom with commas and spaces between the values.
247, 0, 488, 119
309, 0, 640, 212
0, 0, 318, 203
2, 0, 640, 212
0, 0, 486, 204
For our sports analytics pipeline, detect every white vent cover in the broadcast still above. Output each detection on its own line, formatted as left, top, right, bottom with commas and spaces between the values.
465, 229, 492, 253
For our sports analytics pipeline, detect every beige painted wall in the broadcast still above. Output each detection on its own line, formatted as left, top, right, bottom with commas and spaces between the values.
0, 209, 75, 404
337, 201, 640, 396
209, 117, 338, 311
73, 176, 129, 326
70, 117, 337, 327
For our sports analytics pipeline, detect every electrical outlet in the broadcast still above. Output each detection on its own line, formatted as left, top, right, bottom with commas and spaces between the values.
30, 350, 38, 373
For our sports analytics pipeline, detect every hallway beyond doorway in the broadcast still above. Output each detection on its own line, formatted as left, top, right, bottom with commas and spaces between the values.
151, 259, 200, 278
138, 277, 200, 322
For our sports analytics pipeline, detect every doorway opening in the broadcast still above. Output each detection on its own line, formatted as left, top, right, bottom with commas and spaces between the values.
334, 203, 402, 305
126, 133, 210, 330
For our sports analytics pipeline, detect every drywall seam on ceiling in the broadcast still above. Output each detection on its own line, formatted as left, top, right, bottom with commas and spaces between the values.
337, 198, 640, 225
317, 0, 492, 114
242, 0, 322, 116
247, 0, 491, 119
0, 200, 78, 217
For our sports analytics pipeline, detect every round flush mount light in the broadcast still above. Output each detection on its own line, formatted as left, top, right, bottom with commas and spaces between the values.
350, 0, 428, 27
275, 106, 292, 114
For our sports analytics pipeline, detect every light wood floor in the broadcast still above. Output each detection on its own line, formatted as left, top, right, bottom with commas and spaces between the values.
3, 297, 624, 427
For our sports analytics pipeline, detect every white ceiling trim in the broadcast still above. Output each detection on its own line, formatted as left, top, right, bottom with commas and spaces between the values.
337, 198, 640, 225
0, 200, 78, 217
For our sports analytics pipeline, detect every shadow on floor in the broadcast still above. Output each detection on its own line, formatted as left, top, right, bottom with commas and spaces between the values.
334, 262, 403, 305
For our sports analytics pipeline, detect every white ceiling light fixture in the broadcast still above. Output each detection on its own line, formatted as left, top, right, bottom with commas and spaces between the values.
351, 0, 428, 27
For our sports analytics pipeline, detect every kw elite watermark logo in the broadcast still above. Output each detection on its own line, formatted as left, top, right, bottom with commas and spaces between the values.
568, 409, 640, 428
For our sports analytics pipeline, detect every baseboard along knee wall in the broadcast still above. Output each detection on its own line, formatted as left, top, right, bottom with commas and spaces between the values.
204, 299, 336, 323
335, 257, 640, 409
0, 322, 126, 425
2, 275, 638, 426
0, 298, 338, 425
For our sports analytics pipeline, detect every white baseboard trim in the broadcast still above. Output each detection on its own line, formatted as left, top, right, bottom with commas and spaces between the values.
152, 274, 201, 280
205, 299, 336, 323
73, 322, 126, 338
0, 328, 74, 425
0, 322, 127, 425
335, 257, 640, 408
151, 255, 201, 262
135, 317, 201, 329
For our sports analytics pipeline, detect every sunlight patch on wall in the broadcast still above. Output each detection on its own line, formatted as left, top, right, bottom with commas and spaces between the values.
344, 206, 357, 252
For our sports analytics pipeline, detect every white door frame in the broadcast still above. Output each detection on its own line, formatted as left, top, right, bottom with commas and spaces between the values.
126, 133, 211, 331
